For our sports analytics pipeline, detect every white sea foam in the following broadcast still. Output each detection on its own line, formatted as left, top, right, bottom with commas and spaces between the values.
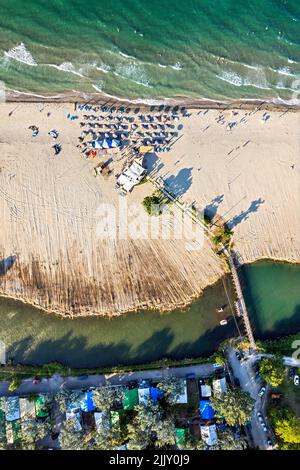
217, 71, 243, 87
170, 62, 182, 70
114, 62, 152, 88
272, 96, 300, 106
95, 63, 111, 73
272, 66, 296, 77
92, 83, 103, 92
288, 58, 297, 64
6, 87, 64, 99
5, 43, 37, 66
217, 69, 271, 90
119, 51, 136, 60
46, 62, 85, 78
158, 63, 167, 68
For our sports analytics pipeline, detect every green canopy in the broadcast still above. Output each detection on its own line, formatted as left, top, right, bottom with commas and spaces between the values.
122, 388, 139, 411
175, 428, 188, 449
35, 395, 49, 418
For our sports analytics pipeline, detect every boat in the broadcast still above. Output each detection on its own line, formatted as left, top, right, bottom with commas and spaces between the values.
216, 306, 224, 313
219, 319, 228, 326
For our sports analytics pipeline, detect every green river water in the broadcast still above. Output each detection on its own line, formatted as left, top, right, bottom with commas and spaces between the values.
0, 261, 299, 368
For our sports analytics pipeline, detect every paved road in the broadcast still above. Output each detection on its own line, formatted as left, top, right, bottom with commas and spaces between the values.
0, 362, 215, 397
227, 349, 273, 450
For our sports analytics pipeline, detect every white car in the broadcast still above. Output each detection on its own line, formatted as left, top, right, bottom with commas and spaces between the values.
259, 387, 266, 397
257, 412, 263, 422
294, 375, 299, 386
261, 422, 268, 432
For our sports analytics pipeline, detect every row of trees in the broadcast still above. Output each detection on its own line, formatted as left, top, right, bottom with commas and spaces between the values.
57, 379, 252, 450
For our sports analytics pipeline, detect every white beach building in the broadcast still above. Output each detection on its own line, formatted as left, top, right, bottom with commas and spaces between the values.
138, 385, 151, 405
200, 424, 218, 447
175, 379, 188, 404
212, 377, 227, 395
5, 397, 20, 422
200, 384, 212, 398
116, 159, 146, 193
19, 398, 36, 419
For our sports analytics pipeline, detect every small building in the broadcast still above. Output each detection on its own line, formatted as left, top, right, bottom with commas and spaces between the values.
200, 424, 218, 447
122, 388, 139, 411
139, 145, 154, 154
200, 384, 212, 398
5, 397, 20, 422
212, 377, 227, 395
19, 398, 36, 419
150, 387, 163, 402
94, 411, 108, 430
138, 383, 150, 405
176, 380, 188, 404
116, 159, 146, 193
80, 391, 95, 412
175, 428, 189, 449
35, 395, 50, 418
199, 400, 215, 420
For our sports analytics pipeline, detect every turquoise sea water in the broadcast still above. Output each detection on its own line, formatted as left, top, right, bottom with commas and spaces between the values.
0, 0, 300, 101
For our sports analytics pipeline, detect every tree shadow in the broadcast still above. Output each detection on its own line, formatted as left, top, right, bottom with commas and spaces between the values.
0, 255, 17, 276
164, 168, 193, 197
228, 198, 265, 229
204, 195, 224, 219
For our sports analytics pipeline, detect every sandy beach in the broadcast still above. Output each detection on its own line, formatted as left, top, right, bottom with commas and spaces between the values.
0, 100, 299, 316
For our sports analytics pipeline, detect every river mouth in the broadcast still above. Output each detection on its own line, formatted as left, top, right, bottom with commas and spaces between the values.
1, 260, 300, 368
0, 275, 237, 368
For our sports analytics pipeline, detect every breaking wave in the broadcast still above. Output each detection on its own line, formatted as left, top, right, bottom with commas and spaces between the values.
5, 43, 37, 66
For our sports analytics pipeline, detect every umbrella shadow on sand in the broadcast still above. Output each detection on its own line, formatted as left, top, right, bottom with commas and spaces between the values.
0, 255, 17, 276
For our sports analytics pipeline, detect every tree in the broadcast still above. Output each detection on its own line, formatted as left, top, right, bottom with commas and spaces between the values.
93, 413, 121, 450
142, 194, 162, 215
8, 377, 21, 392
259, 357, 285, 387
154, 415, 176, 448
157, 377, 184, 405
55, 388, 82, 414
19, 418, 51, 450
93, 386, 124, 412
58, 419, 86, 450
127, 402, 176, 450
211, 387, 254, 426
273, 411, 300, 445
0, 422, 7, 450
211, 430, 247, 450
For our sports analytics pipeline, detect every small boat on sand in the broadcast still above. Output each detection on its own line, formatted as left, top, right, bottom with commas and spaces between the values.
216, 306, 224, 313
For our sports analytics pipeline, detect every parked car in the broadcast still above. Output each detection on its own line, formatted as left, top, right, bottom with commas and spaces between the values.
261, 422, 268, 432
255, 371, 262, 383
186, 373, 196, 380
32, 376, 41, 384
289, 368, 295, 378
259, 386, 266, 397
257, 412, 263, 422
267, 439, 273, 447
234, 377, 240, 387
235, 351, 242, 361
294, 375, 299, 386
